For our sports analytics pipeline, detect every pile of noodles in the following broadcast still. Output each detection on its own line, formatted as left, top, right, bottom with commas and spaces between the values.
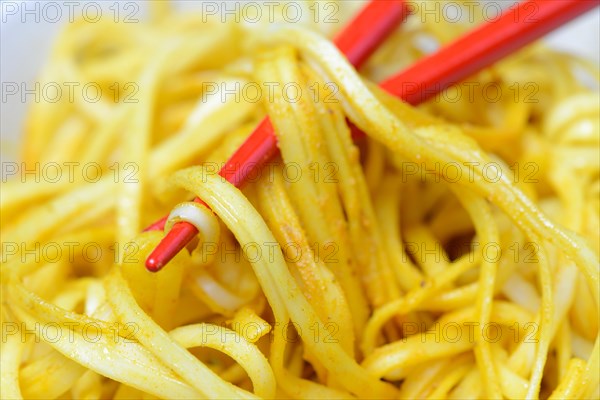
1, 1, 599, 399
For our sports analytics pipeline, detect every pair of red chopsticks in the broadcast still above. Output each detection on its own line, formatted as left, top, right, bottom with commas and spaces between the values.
145, 0, 598, 272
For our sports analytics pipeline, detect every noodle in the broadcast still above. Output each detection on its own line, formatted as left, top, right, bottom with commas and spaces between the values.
1, 1, 598, 399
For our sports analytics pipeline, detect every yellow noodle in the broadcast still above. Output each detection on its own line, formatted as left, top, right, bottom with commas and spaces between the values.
1, 2, 598, 399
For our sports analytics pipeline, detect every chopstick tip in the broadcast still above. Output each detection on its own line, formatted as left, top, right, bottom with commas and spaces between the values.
145, 255, 164, 272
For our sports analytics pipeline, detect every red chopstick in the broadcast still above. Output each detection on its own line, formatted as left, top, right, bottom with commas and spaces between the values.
382, 0, 600, 104
145, 0, 598, 272
144, 0, 410, 271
